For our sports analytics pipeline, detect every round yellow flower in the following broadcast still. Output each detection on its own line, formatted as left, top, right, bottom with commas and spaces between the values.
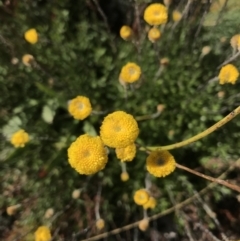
218, 64, 239, 85
68, 96, 92, 120
24, 28, 38, 44
68, 134, 108, 175
120, 171, 129, 182
22, 54, 34, 67
10, 129, 29, 148
144, 3, 168, 26
120, 25, 133, 40
230, 34, 240, 51
115, 143, 136, 162
119, 62, 141, 83
134, 189, 149, 205
146, 150, 176, 177
172, 10, 182, 22
100, 111, 139, 148
34, 226, 51, 241
143, 197, 157, 210
148, 27, 161, 42
96, 218, 105, 231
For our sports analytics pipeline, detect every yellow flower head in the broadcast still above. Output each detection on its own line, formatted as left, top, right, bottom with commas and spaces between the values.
100, 111, 139, 148
10, 129, 29, 148
22, 54, 34, 67
119, 62, 141, 83
120, 25, 133, 40
121, 171, 129, 182
144, 3, 168, 26
134, 189, 149, 205
68, 134, 108, 175
115, 143, 136, 162
68, 96, 92, 120
148, 27, 161, 43
24, 28, 38, 44
143, 196, 157, 210
96, 218, 105, 231
218, 64, 239, 85
172, 10, 182, 22
34, 226, 51, 241
146, 150, 176, 177
230, 34, 240, 51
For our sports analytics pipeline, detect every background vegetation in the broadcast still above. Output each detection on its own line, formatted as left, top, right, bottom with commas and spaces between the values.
1, 0, 240, 240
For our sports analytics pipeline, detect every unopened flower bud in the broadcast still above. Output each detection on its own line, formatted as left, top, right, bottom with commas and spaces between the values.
6, 204, 21, 216
72, 189, 81, 199
44, 208, 54, 219
96, 218, 105, 231
138, 218, 149, 231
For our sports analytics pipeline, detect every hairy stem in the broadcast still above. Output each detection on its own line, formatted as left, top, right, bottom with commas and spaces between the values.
144, 106, 240, 151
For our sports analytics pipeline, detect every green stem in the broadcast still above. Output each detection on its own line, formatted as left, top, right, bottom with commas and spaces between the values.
144, 106, 240, 151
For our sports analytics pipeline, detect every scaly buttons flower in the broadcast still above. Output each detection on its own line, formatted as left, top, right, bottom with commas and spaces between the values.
218, 64, 239, 85
10, 129, 29, 148
115, 143, 136, 162
148, 27, 161, 42
68, 96, 92, 120
100, 111, 139, 148
120, 26, 133, 40
230, 34, 240, 51
172, 10, 182, 22
144, 3, 168, 26
68, 134, 108, 175
24, 28, 38, 44
146, 150, 176, 177
134, 189, 149, 205
34, 226, 51, 241
143, 197, 157, 210
119, 62, 141, 83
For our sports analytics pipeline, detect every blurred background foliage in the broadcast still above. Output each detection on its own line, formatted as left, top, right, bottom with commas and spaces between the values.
1, 0, 240, 240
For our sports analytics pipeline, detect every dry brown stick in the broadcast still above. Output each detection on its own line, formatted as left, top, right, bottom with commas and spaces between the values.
80, 164, 235, 241
176, 162, 240, 193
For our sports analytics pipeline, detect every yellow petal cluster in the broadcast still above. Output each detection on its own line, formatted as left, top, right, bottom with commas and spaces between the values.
230, 34, 240, 51
119, 62, 141, 83
143, 196, 157, 210
100, 111, 139, 148
120, 25, 133, 40
148, 27, 161, 43
34, 226, 51, 241
146, 150, 176, 177
10, 129, 29, 148
68, 96, 92, 120
172, 10, 182, 22
22, 54, 34, 66
24, 28, 38, 44
218, 64, 239, 85
144, 3, 168, 26
134, 189, 149, 205
68, 134, 108, 175
96, 218, 105, 231
120, 171, 129, 182
115, 143, 136, 162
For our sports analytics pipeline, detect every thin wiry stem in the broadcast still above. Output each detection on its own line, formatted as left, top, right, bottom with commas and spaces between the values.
80, 163, 236, 241
143, 106, 240, 151
217, 51, 240, 69
176, 162, 240, 193
215, 0, 229, 25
